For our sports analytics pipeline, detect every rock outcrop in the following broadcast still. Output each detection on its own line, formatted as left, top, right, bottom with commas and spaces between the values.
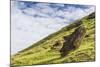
60, 26, 86, 57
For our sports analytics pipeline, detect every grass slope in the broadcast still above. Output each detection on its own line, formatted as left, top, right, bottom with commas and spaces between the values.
11, 12, 95, 66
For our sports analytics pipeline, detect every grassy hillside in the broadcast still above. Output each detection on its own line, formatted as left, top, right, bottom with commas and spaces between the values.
11, 12, 95, 66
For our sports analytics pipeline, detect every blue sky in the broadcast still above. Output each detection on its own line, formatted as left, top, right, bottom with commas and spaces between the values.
11, 1, 95, 55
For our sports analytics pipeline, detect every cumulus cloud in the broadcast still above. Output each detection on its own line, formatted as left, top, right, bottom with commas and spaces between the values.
11, 1, 95, 55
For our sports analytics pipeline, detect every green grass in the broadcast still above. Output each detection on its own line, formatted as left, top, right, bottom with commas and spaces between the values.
11, 12, 95, 66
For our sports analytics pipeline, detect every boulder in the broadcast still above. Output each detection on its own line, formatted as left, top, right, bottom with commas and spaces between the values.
60, 26, 86, 57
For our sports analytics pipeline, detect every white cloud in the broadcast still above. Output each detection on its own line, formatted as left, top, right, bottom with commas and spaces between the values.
11, 1, 95, 55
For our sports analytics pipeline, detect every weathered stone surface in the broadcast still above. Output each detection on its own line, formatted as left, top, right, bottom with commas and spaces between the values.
60, 26, 86, 57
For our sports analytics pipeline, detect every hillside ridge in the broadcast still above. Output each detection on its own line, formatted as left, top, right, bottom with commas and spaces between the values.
11, 12, 95, 66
